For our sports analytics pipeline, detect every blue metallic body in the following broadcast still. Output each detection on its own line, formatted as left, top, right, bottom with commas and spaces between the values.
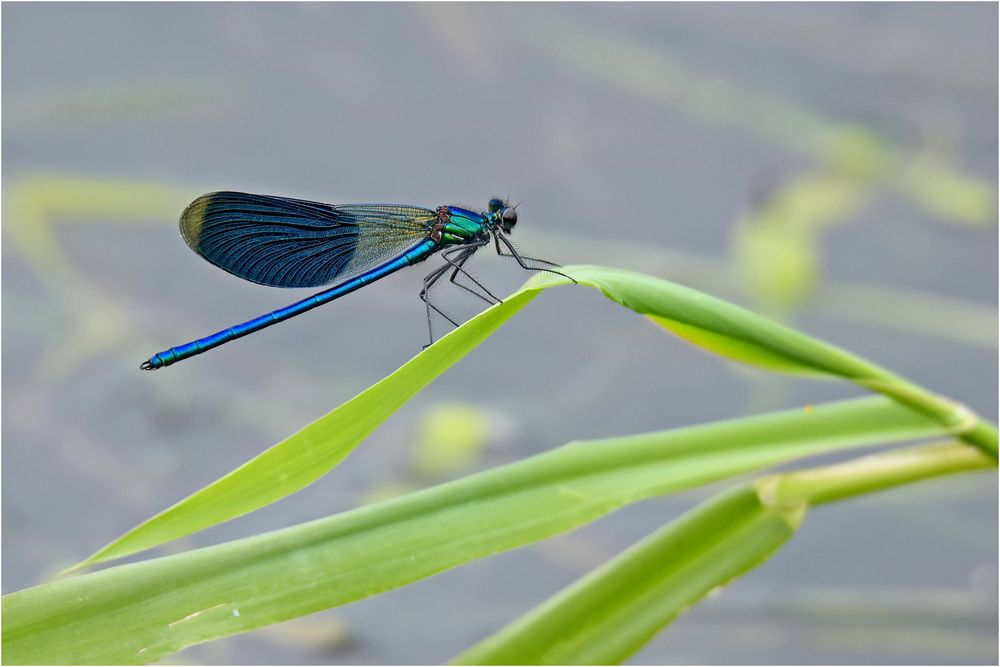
141, 192, 502, 369
145, 238, 441, 369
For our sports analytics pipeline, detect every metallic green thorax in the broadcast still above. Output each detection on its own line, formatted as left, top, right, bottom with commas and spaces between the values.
437, 206, 490, 245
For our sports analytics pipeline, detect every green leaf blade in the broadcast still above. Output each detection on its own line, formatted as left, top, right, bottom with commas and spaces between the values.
5, 397, 953, 664
74, 264, 996, 572
70, 288, 542, 571
535, 265, 896, 380
454, 442, 993, 666
453, 486, 802, 666
531, 265, 996, 456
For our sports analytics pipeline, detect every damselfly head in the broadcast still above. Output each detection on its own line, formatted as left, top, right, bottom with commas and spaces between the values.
487, 197, 517, 233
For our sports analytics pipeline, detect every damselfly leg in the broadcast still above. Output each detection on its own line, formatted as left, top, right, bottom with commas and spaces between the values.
442, 240, 500, 305
492, 232, 578, 284
420, 240, 496, 347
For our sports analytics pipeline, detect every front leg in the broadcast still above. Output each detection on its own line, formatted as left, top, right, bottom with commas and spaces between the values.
493, 232, 578, 284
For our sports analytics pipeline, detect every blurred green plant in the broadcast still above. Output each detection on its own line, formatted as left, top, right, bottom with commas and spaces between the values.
730, 123, 995, 320
409, 402, 492, 480
361, 401, 492, 503
2, 174, 327, 442
520, 11, 996, 228
4, 173, 187, 286
2, 265, 995, 664
3, 174, 189, 383
6, 75, 243, 133
733, 169, 869, 316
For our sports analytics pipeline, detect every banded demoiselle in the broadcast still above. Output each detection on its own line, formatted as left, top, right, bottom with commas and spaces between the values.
140, 192, 568, 370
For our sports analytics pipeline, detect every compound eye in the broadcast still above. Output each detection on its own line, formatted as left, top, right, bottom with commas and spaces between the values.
488, 198, 505, 213
502, 208, 518, 229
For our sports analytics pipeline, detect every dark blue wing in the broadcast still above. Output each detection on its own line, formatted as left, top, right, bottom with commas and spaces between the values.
180, 192, 436, 288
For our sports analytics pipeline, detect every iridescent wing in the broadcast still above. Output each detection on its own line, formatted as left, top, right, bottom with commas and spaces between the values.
180, 191, 436, 288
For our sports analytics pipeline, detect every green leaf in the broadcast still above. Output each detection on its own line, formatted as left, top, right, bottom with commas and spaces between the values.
769, 440, 996, 507
3, 397, 953, 664
69, 286, 545, 572
528, 266, 906, 381
453, 442, 994, 666
73, 265, 997, 572
454, 486, 803, 666
524, 266, 995, 456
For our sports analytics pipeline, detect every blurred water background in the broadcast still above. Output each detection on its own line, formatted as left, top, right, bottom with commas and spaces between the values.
2, 3, 997, 664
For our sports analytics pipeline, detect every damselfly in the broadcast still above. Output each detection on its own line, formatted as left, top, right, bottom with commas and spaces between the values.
140, 192, 569, 370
